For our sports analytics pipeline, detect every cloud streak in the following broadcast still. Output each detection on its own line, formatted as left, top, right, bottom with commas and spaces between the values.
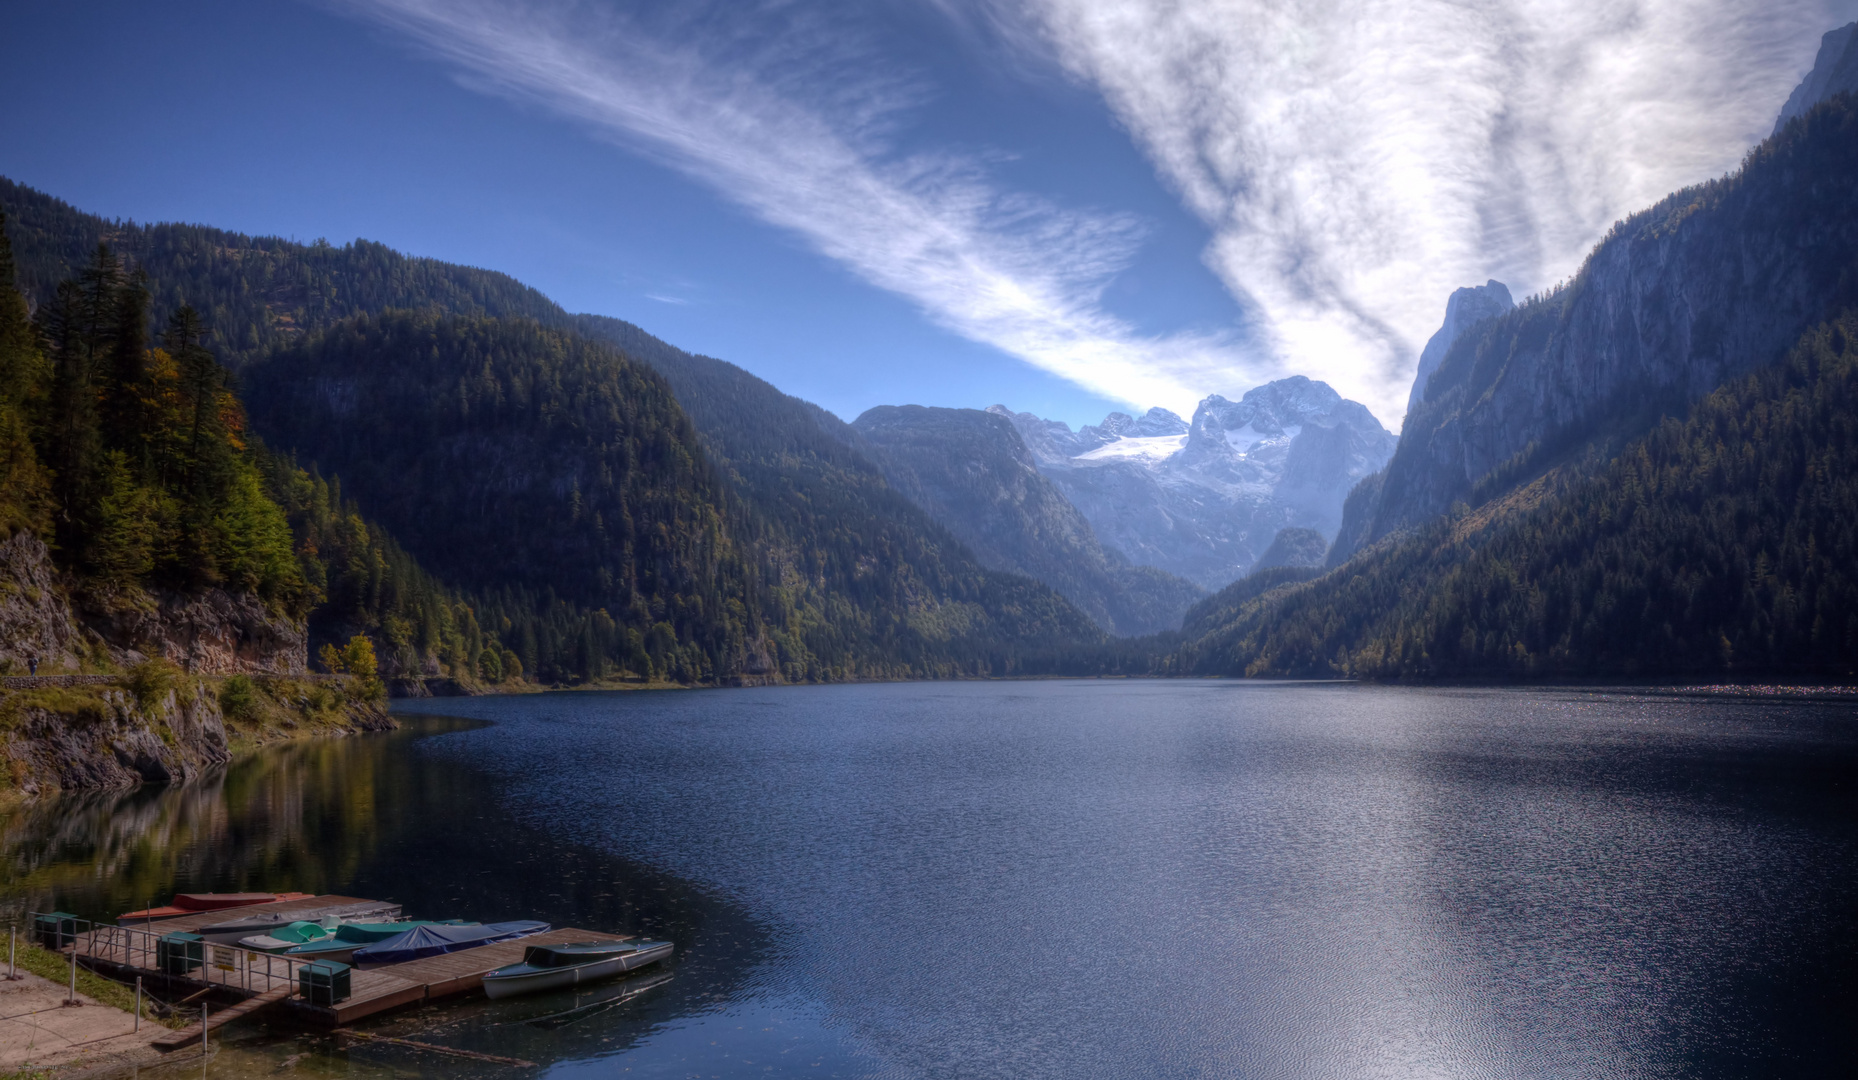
341, 0, 1259, 418
963, 0, 1856, 422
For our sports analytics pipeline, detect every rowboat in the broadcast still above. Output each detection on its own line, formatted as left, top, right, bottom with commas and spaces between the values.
118, 893, 315, 926
481, 940, 673, 999
352, 920, 550, 967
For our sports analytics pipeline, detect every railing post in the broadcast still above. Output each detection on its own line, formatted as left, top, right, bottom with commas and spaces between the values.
68, 948, 76, 1003
136, 976, 143, 1031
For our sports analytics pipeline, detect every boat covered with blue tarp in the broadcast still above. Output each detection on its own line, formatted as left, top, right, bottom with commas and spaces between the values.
282, 921, 468, 964
352, 920, 550, 966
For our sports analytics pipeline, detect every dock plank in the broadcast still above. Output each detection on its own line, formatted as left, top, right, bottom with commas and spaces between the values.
153, 984, 293, 1050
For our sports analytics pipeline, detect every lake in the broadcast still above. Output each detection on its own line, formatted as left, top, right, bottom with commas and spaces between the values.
5, 680, 1856, 1078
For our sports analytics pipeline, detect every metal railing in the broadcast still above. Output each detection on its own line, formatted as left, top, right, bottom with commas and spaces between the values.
30, 911, 317, 997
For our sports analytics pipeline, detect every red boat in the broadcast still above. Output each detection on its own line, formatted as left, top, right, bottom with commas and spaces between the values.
117, 892, 315, 925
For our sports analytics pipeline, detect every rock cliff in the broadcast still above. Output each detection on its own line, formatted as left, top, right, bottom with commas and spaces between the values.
1405, 281, 1514, 417
1335, 94, 1858, 560
1773, 22, 1858, 136
0, 528, 387, 796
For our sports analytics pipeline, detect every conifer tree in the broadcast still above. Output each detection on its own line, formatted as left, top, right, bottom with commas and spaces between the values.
0, 213, 50, 532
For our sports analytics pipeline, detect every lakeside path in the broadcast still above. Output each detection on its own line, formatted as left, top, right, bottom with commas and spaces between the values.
0, 969, 173, 1075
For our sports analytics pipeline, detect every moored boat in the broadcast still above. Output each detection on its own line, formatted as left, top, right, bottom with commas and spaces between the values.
193, 900, 403, 944
482, 940, 673, 999
281, 921, 469, 964
237, 920, 337, 953
118, 892, 315, 926
352, 920, 550, 967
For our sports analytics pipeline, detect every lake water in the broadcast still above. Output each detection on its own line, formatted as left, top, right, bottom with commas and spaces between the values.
4, 680, 1856, 1078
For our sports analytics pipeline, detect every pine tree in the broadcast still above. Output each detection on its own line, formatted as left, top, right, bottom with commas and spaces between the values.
0, 212, 50, 532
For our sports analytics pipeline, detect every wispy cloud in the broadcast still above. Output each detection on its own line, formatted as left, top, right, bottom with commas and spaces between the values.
956, 0, 1856, 422
339, 0, 1260, 418
643, 294, 690, 306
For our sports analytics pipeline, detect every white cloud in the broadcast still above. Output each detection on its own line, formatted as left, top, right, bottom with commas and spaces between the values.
340, 0, 1261, 419
965, 0, 1858, 424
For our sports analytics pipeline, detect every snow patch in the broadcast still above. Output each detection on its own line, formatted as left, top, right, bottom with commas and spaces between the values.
1076, 435, 1188, 463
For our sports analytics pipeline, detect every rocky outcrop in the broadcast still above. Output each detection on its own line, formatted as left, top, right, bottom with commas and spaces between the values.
1339, 94, 1858, 559
1405, 281, 1514, 416
994, 377, 1396, 589
4, 681, 230, 795
851, 405, 1205, 636
0, 527, 393, 795
82, 588, 309, 674
1773, 22, 1858, 136
0, 532, 83, 674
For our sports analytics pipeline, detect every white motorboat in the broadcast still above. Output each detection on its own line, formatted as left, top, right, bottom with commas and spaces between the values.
481, 939, 673, 999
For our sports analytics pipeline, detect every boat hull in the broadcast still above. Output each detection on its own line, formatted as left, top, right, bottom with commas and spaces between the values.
482, 942, 673, 1000
118, 893, 315, 926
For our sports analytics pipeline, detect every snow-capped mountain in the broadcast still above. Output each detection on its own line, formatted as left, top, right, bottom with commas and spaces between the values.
991, 377, 1396, 590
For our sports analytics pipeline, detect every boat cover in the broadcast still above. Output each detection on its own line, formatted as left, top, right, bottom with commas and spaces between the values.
118, 892, 314, 923
266, 921, 331, 944
352, 921, 550, 965
523, 941, 652, 968
284, 921, 472, 955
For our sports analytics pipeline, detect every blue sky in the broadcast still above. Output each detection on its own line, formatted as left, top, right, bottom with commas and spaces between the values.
4, 1, 1853, 428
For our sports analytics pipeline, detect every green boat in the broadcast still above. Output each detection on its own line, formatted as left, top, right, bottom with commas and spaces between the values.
282, 921, 471, 964
237, 920, 335, 953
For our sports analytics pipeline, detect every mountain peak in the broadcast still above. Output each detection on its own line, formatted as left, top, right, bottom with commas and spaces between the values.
1407, 280, 1514, 416
995, 377, 1395, 588
1774, 22, 1858, 136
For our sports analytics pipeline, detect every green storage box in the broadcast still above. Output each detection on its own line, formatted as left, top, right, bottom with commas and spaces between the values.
33, 912, 78, 950
156, 932, 204, 974
298, 960, 351, 1006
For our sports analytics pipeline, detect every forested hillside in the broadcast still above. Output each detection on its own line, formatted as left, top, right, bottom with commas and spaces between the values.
250, 310, 765, 684
0, 177, 561, 366
2, 231, 307, 613
572, 318, 1109, 677
1176, 314, 1858, 679
0, 218, 494, 686
1341, 94, 1858, 558
0, 179, 1108, 683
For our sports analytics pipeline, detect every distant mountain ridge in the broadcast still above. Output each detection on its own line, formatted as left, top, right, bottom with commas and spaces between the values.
850, 405, 1204, 637
993, 377, 1395, 590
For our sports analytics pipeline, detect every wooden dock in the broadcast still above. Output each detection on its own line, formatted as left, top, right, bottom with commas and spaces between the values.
153, 985, 294, 1049
114, 895, 403, 935
65, 898, 632, 1030
286, 928, 628, 1025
